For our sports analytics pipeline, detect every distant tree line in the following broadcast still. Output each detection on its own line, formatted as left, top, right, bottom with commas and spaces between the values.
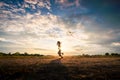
105, 52, 120, 56
81, 53, 120, 56
0, 51, 120, 57
79, 53, 120, 57
0, 52, 44, 56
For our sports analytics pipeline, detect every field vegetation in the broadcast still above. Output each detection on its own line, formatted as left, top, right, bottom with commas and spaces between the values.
0, 52, 120, 80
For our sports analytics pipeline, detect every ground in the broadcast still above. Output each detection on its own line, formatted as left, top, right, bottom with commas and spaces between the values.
0, 56, 120, 80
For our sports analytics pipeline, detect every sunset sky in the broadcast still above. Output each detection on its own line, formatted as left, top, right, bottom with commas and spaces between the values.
0, 0, 120, 55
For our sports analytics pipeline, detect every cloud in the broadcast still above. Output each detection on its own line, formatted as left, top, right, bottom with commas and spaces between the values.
0, 0, 120, 54
24, 0, 51, 10
0, 37, 6, 41
112, 42, 120, 46
55, 0, 80, 8
0, 0, 51, 16
24, 0, 38, 4
34, 48, 51, 51
0, 8, 68, 53
1, 8, 120, 54
0, 37, 23, 48
0, 2, 4, 7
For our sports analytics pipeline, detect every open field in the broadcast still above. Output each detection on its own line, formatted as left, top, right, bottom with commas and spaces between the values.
0, 56, 120, 80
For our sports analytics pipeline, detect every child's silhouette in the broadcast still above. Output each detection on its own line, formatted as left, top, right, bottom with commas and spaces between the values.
57, 41, 61, 49
57, 41, 63, 58
58, 49, 63, 58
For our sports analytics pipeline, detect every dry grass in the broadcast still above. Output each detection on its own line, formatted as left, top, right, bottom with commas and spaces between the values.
0, 56, 120, 80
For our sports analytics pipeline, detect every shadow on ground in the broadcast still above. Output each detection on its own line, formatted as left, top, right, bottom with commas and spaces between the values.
0, 58, 72, 80
35, 58, 72, 80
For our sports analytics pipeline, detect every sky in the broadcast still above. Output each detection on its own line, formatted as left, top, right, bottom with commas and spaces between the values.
0, 0, 120, 55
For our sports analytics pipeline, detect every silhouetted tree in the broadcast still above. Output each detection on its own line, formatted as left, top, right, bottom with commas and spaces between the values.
0, 52, 5, 56
24, 52, 28, 56
13, 52, 20, 56
111, 53, 119, 56
105, 53, 109, 56
8, 52, 11, 54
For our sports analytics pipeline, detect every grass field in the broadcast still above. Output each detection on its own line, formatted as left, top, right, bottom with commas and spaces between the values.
0, 56, 120, 80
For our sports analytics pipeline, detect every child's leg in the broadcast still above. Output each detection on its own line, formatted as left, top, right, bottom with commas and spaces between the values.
60, 54, 63, 58
59, 53, 63, 58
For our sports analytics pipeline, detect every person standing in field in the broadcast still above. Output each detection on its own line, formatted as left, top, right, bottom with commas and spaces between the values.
57, 41, 63, 58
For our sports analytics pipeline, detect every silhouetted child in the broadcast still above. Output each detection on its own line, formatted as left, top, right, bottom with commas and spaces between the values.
58, 49, 63, 58
57, 41, 61, 49
57, 41, 64, 58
